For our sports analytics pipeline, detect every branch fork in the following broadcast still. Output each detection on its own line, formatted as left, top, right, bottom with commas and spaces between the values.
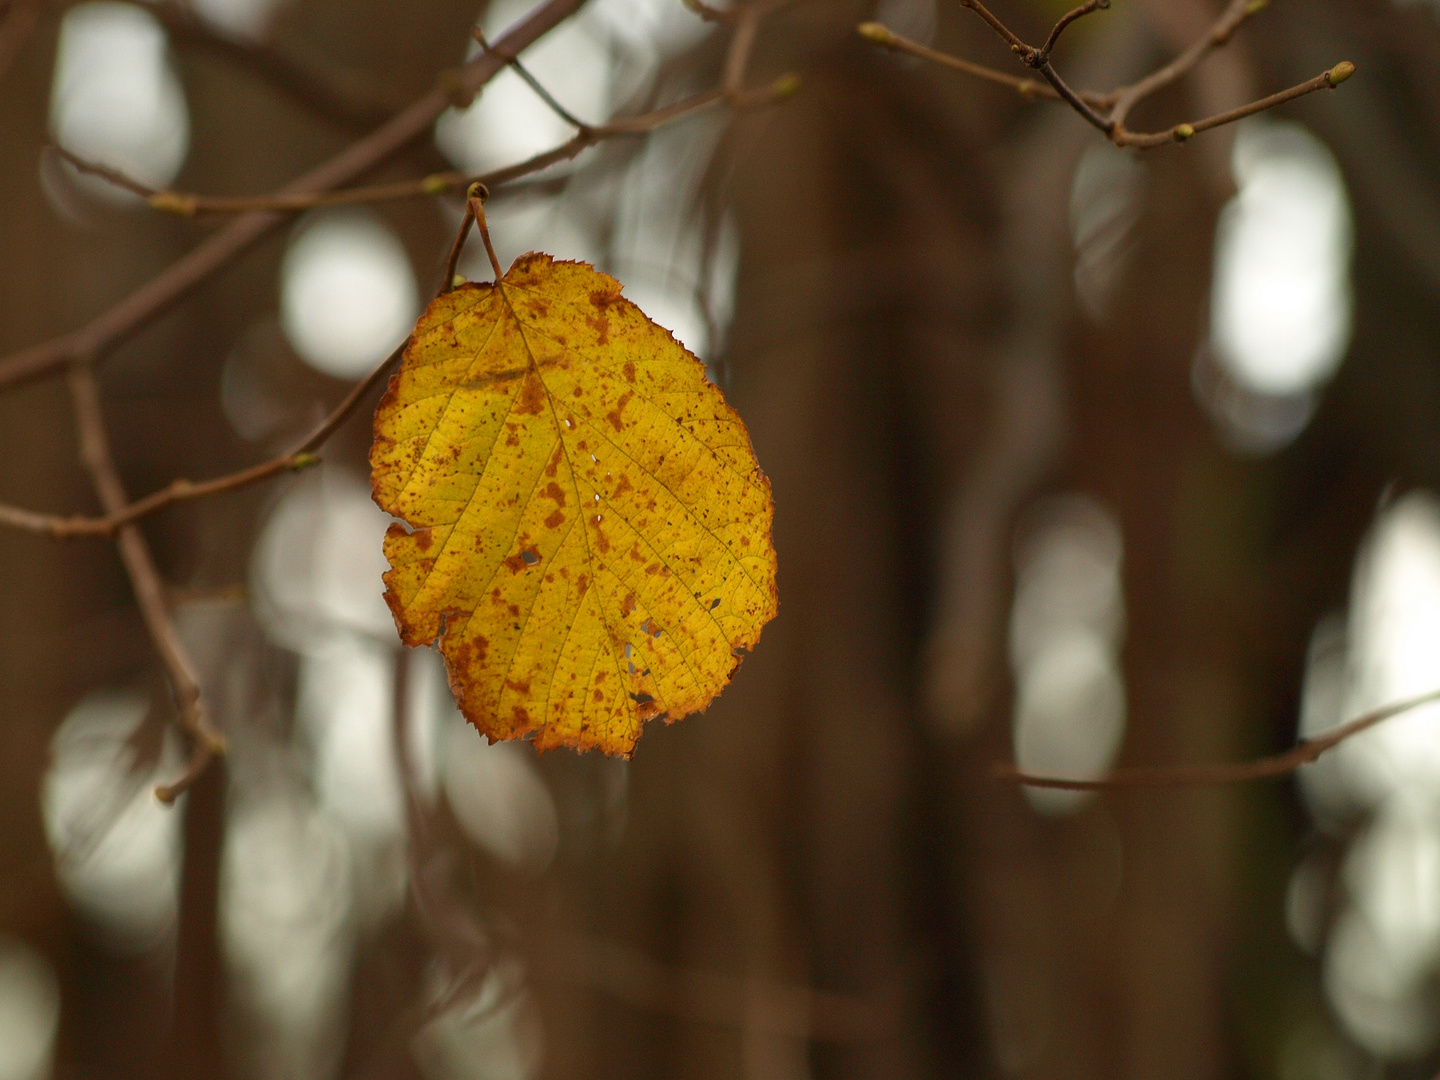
861, 0, 1354, 150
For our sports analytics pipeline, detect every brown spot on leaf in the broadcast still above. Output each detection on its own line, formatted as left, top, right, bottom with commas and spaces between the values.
514, 373, 546, 415
613, 475, 633, 498
544, 510, 565, 529
586, 313, 609, 345
545, 444, 563, 478
620, 592, 637, 617
503, 546, 541, 572
606, 391, 633, 433
542, 481, 566, 506
589, 284, 621, 308
623, 362, 636, 384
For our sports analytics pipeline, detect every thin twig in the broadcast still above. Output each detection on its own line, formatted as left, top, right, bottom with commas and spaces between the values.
723, 4, 762, 96
67, 359, 226, 803
994, 686, 1440, 791
1106, 0, 1256, 127
956, 0, 1029, 55
858, 23, 1112, 106
474, 28, 592, 130
0, 0, 587, 392
48, 79, 750, 217
0, 336, 407, 540
1038, 0, 1110, 63
1113, 64, 1354, 147
5, 96, 790, 541
1032, 57, 1115, 132
0, 0, 798, 544
49, 146, 470, 215
862, 0, 1351, 149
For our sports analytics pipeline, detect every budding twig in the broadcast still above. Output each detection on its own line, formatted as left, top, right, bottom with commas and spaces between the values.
1038, 0, 1110, 63
0, 0, 587, 393
1113, 63, 1355, 147
0, 0, 800, 546
857, 23, 1109, 105
994, 686, 1440, 791
859, 0, 1352, 150
44, 22, 797, 221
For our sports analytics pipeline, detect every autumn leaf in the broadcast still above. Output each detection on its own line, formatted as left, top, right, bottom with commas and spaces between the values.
370, 253, 777, 755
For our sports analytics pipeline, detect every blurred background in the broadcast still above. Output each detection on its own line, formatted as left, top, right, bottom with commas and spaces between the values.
3, 0, 1440, 1077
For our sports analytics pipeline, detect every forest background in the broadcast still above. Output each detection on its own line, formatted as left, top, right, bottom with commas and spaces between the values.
2, 0, 1440, 1078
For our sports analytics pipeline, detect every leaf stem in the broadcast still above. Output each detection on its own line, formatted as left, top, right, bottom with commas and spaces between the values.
441, 190, 480, 294
472, 187, 505, 284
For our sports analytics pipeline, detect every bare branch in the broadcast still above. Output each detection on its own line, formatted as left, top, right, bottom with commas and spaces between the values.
1106, 0, 1259, 127
858, 23, 1113, 106
0, 0, 588, 393
1031, 56, 1115, 133
49, 74, 772, 218
10, 113, 800, 542
0, 0, 802, 548
474, 28, 592, 130
1113, 63, 1354, 147
955, 0, 1030, 56
861, 0, 1352, 150
67, 359, 226, 803
994, 685, 1440, 791
50, 146, 472, 215
1038, 0, 1110, 63
0, 333, 408, 541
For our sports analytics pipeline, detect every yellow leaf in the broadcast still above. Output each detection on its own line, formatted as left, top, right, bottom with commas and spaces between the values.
370, 254, 777, 755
